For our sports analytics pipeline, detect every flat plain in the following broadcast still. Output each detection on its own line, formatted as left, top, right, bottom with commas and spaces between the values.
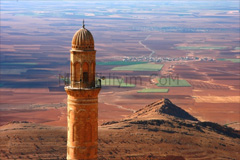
0, 0, 239, 144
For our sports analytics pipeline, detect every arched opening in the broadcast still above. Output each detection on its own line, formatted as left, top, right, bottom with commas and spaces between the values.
74, 62, 80, 82
84, 122, 92, 142
83, 62, 89, 84
73, 122, 81, 142
90, 62, 94, 84
72, 123, 76, 142
93, 62, 96, 84
70, 61, 73, 81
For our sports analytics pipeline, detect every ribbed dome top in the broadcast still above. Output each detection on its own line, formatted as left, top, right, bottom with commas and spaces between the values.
72, 27, 94, 50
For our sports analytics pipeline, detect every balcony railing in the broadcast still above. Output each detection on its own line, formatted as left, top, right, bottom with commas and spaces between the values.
64, 78, 101, 89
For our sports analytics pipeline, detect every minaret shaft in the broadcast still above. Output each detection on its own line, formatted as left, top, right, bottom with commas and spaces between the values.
65, 88, 100, 160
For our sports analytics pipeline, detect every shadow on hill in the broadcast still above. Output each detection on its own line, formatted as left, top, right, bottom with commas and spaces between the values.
103, 98, 240, 139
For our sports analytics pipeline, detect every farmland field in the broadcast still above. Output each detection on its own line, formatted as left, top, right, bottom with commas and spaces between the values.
0, 0, 240, 135
137, 88, 169, 93
217, 58, 240, 63
97, 61, 147, 66
112, 63, 163, 71
156, 78, 191, 87
175, 46, 228, 50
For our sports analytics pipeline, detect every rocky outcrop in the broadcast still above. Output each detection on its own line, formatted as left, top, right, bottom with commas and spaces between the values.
129, 98, 198, 121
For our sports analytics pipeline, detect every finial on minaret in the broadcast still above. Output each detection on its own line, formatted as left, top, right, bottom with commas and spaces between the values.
82, 19, 85, 28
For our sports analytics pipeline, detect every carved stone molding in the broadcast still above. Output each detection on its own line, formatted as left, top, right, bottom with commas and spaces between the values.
65, 88, 100, 98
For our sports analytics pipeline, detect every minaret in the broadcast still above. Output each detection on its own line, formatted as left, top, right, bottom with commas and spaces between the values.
65, 20, 101, 160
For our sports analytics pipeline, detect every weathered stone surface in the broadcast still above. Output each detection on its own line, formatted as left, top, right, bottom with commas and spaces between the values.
65, 24, 100, 160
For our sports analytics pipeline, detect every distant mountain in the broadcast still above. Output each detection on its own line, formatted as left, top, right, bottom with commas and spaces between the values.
1, 99, 239, 159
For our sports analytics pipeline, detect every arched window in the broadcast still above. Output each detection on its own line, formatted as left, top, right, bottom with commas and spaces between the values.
90, 62, 94, 83
74, 62, 80, 81
82, 62, 89, 84
70, 61, 73, 81
93, 62, 96, 82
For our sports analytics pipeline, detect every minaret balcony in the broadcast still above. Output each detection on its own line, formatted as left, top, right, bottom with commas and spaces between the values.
64, 79, 101, 90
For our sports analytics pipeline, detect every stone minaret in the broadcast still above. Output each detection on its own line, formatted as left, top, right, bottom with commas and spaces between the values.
65, 21, 101, 160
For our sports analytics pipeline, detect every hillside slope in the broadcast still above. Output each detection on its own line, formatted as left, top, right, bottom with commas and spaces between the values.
0, 99, 239, 159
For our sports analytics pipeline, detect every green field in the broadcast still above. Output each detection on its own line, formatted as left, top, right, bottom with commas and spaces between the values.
218, 58, 240, 63
137, 88, 169, 93
156, 78, 191, 87
101, 78, 135, 87
175, 46, 228, 50
96, 61, 147, 66
112, 63, 164, 71
234, 47, 240, 50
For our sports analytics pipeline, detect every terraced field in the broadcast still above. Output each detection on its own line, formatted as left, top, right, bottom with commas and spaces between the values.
156, 78, 191, 87
188, 80, 229, 90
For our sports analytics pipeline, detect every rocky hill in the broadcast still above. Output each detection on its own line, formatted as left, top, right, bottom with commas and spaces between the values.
128, 98, 198, 121
0, 99, 239, 159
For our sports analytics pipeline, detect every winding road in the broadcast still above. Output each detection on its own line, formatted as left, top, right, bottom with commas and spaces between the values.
138, 35, 155, 58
